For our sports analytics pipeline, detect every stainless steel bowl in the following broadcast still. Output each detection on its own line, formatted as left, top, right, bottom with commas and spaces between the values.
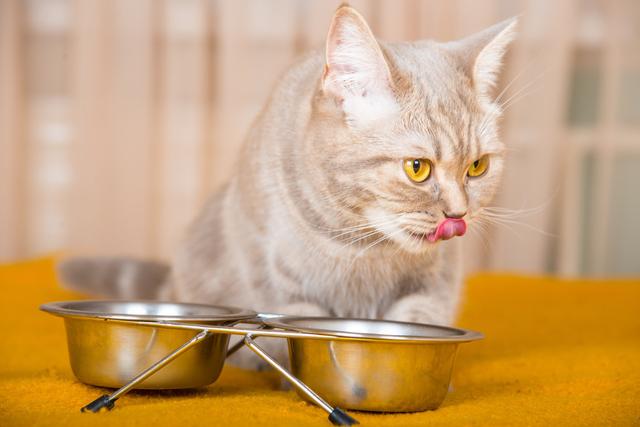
41, 301, 256, 389
42, 300, 482, 415
265, 317, 482, 412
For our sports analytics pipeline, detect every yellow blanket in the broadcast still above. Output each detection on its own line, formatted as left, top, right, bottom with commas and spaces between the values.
1, 257, 639, 426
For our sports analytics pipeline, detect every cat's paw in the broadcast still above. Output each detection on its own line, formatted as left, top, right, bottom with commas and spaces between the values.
384, 294, 452, 326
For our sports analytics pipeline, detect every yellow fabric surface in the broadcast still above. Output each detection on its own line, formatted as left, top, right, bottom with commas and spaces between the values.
1, 257, 639, 426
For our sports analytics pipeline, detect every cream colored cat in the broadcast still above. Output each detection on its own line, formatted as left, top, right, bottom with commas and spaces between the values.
61, 6, 515, 336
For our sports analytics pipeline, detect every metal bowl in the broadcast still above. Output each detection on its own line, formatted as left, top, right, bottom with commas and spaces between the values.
265, 317, 482, 412
41, 301, 482, 414
41, 301, 256, 389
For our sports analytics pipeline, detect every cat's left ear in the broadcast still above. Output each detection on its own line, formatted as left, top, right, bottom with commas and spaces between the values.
449, 17, 518, 100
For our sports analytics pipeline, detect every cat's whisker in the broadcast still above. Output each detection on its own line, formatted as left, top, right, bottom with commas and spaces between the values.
482, 193, 556, 218
389, 228, 409, 258
400, 221, 437, 232
499, 77, 548, 117
482, 205, 546, 215
484, 71, 547, 131
466, 225, 489, 250
474, 211, 555, 240
497, 69, 546, 111
476, 201, 554, 233
321, 210, 436, 246
472, 215, 515, 235
477, 67, 548, 139
479, 209, 540, 220
472, 220, 493, 249
338, 227, 389, 249
350, 226, 406, 262
295, 215, 405, 272
479, 214, 555, 237
323, 218, 397, 238
480, 210, 542, 222
408, 228, 425, 253
330, 216, 405, 248
493, 58, 536, 105
328, 216, 404, 240
476, 62, 536, 137
307, 208, 398, 234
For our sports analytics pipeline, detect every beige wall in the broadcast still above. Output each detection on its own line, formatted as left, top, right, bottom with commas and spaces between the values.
1, 0, 639, 276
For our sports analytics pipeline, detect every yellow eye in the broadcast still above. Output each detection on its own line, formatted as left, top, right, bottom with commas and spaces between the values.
403, 159, 431, 183
467, 155, 489, 177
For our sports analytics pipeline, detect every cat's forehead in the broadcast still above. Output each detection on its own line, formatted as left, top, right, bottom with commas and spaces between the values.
379, 42, 496, 160
388, 45, 478, 121
386, 42, 475, 99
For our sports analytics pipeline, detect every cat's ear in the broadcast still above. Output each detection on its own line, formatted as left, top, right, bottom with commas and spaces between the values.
322, 5, 398, 126
449, 17, 518, 100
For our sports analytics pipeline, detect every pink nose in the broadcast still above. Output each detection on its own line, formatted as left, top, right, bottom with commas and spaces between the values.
427, 218, 467, 242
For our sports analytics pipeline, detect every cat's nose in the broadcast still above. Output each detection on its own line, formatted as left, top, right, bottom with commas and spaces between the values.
443, 210, 467, 219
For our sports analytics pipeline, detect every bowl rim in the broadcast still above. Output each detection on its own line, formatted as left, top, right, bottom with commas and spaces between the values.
40, 300, 257, 322
264, 316, 484, 343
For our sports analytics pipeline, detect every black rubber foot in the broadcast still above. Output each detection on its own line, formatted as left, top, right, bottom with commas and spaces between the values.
328, 407, 359, 425
81, 395, 116, 413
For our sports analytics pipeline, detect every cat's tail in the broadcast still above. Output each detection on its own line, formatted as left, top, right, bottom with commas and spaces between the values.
57, 257, 172, 299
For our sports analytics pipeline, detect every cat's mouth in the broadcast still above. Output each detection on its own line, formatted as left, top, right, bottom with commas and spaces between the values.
406, 218, 467, 244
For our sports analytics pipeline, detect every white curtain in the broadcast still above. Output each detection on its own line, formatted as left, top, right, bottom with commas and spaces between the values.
1, 0, 639, 277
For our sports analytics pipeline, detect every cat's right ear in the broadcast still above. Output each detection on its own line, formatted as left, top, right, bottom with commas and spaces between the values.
448, 17, 518, 102
322, 5, 398, 128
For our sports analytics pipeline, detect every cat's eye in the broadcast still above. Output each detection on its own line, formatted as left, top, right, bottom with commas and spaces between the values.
467, 155, 489, 178
403, 159, 431, 183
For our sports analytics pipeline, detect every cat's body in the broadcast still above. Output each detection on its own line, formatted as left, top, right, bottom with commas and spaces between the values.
60, 6, 516, 349
168, 51, 464, 322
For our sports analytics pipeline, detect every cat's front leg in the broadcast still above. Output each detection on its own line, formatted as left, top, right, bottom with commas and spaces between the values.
384, 293, 456, 326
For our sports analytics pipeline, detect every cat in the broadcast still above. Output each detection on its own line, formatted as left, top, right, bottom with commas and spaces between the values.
61, 5, 515, 344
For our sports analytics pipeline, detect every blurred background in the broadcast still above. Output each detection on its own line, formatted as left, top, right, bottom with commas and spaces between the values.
1, 0, 639, 277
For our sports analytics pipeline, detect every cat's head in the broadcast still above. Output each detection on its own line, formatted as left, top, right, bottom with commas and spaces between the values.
307, 5, 516, 254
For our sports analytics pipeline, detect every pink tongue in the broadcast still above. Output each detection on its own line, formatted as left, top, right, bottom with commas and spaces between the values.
428, 218, 467, 242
